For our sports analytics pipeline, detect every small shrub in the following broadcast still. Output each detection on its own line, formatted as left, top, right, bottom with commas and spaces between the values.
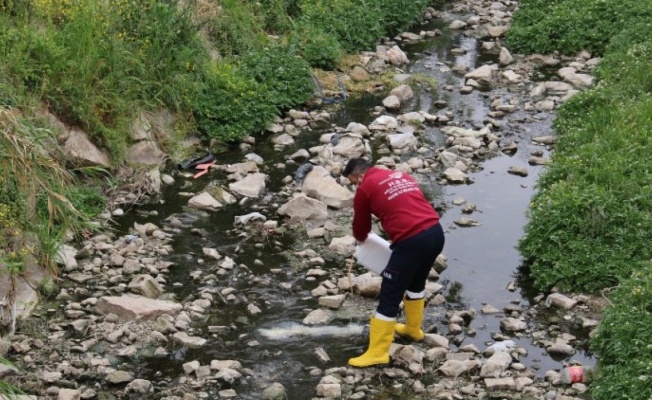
245, 0, 296, 35
377, 0, 430, 36
238, 44, 314, 110
204, 0, 268, 56
297, 0, 384, 52
193, 61, 278, 142
289, 23, 343, 70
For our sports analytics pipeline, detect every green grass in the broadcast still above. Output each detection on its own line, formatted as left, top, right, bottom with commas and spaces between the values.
0, 109, 93, 273
511, 1, 652, 398
590, 263, 652, 400
1, 0, 436, 149
519, 89, 652, 293
1, 0, 206, 157
507, 0, 652, 56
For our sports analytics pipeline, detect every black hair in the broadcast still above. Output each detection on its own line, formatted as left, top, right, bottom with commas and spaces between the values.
342, 158, 371, 177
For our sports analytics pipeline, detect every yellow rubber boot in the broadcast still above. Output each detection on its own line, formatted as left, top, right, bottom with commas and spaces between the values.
395, 298, 425, 341
348, 317, 396, 367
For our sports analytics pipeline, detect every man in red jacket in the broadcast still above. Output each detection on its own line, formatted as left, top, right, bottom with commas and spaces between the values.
343, 157, 445, 367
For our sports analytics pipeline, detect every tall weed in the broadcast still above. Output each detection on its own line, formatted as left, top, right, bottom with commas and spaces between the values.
0, 109, 87, 272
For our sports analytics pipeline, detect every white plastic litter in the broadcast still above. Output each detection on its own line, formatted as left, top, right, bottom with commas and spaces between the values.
487, 340, 516, 353
258, 322, 365, 340
354, 233, 392, 275
234, 212, 266, 225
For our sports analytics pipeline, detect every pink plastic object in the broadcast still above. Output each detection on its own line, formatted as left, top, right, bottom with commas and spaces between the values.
195, 161, 216, 170
192, 169, 209, 179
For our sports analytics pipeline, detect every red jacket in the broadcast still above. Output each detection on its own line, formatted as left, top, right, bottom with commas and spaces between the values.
352, 167, 440, 243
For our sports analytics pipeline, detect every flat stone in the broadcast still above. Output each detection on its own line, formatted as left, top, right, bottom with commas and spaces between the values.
172, 332, 207, 348
106, 370, 134, 384
96, 294, 182, 321
508, 166, 529, 177
484, 377, 517, 391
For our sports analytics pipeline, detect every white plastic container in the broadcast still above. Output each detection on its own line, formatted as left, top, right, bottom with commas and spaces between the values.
354, 233, 392, 275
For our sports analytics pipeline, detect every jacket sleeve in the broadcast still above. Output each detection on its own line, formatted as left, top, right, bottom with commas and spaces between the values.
352, 188, 371, 242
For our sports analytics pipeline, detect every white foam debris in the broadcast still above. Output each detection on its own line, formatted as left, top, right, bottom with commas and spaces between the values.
258, 322, 365, 340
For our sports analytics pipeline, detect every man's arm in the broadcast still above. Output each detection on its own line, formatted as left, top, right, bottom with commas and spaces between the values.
352, 189, 372, 242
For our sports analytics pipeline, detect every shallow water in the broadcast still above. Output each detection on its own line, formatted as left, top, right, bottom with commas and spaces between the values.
113, 9, 595, 400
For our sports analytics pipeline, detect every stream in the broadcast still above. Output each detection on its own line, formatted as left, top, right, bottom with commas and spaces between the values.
108, 5, 595, 400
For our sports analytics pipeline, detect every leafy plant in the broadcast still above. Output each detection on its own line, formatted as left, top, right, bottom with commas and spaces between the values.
192, 61, 279, 142
507, 0, 652, 56
297, 0, 385, 52
377, 0, 430, 36
590, 263, 652, 400
64, 185, 106, 220
238, 44, 313, 110
519, 89, 652, 293
245, 0, 298, 35
204, 0, 269, 56
288, 23, 343, 69
0, 0, 205, 157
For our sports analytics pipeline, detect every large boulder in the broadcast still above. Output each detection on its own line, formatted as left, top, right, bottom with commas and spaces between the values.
387, 128, 418, 150
62, 129, 110, 167
389, 84, 414, 104
278, 194, 328, 220
328, 133, 371, 160
302, 166, 353, 209
229, 173, 267, 198
128, 275, 164, 299
385, 45, 409, 66
188, 192, 222, 211
464, 64, 498, 83
127, 141, 166, 165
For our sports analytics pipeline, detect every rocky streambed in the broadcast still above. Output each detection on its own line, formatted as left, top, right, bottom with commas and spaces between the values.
1, 1, 607, 399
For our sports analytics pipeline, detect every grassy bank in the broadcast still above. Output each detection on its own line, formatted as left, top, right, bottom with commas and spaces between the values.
1, 0, 439, 154
511, 0, 652, 398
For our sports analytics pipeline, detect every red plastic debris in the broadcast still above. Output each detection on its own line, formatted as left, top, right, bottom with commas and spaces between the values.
192, 161, 216, 179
